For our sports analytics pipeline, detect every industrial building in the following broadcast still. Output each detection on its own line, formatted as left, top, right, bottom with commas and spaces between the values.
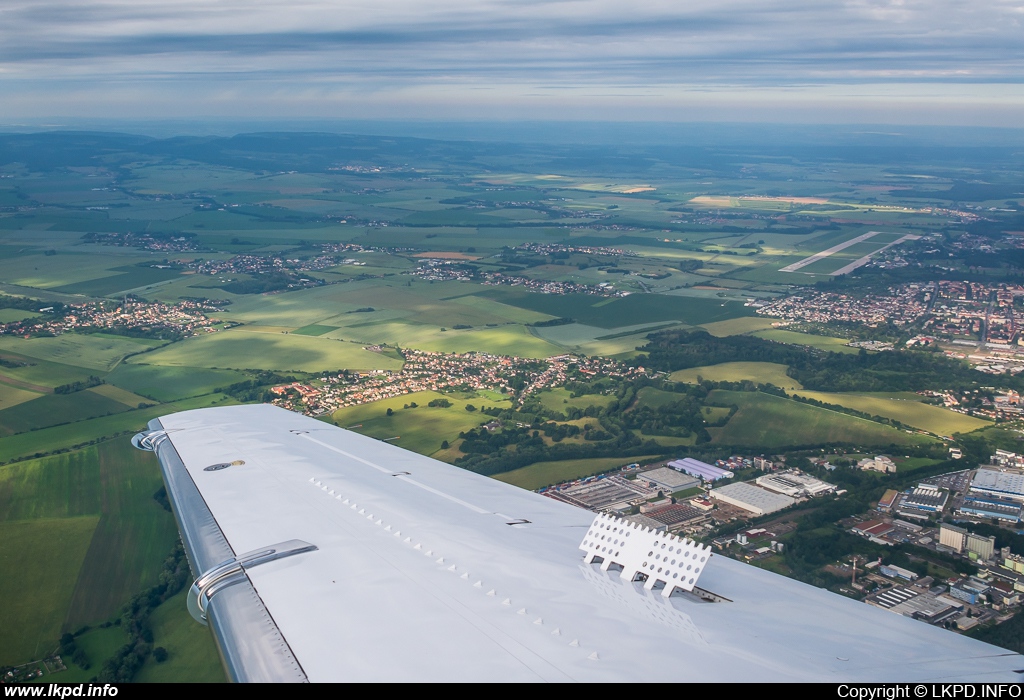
709, 482, 796, 516
939, 523, 968, 553
859, 455, 896, 473
970, 468, 1024, 502
636, 467, 700, 494
642, 503, 707, 528
668, 458, 733, 482
958, 495, 1024, 523
897, 484, 948, 518
755, 471, 835, 498
880, 564, 919, 581
877, 489, 900, 512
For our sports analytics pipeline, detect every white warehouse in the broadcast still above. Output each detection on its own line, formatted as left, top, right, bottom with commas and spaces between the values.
710, 482, 797, 516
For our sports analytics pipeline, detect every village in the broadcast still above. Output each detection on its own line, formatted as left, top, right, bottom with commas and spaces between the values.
270, 349, 647, 415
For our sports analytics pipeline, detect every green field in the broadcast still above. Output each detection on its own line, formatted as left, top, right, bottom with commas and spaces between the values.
54, 268, 184, 296
707, 390, 933, 448
493, 455, 661, 491
0, 517, 99, 664
292, 324, 339, 336
698, 317, 777, 337
0, 394, 233, 464
534, 387, 616, 412
0, 309, 39, 323
0, 334, 158, 372
791, 391, 989, 437
331, 390, 506, 456
670, 361, 802, 389
129, 330, 404, 373
337, 322, 563, 358
134, 590, 226, 682
106, 364, 247, 402
0, 388, 132, 436
751, 329, 859, 353
477, 289, 754, 329
0, 441, 178, 625
0, 383, 43, 411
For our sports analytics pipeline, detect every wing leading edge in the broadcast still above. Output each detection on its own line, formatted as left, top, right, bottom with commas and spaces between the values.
139, 404, 1024, 682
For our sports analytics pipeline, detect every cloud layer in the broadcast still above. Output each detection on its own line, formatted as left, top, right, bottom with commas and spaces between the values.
0, 0, 1022, 124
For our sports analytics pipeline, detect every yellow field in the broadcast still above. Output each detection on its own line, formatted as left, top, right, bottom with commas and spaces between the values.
670, 362, 802, 389
698, 317, 777, 337
792, 391, 989, 437
87, 383, 153, 407
0, 383, 43, 411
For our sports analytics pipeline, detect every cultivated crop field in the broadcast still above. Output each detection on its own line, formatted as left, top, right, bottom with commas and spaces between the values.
791, 391, 990, 437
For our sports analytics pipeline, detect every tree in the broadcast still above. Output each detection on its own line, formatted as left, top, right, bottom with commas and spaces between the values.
386, 408, 394, 416
441, 440, 450, 449
153, 648, 168, 663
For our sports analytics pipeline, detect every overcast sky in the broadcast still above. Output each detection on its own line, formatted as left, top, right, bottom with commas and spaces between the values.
0, 0, 1022, 126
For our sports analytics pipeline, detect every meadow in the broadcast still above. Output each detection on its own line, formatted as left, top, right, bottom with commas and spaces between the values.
329, 390, 505, 456
669, 362, 802, 389
751, 329, 859, 353
790, 391, 989, 437
0, 333, 160, 372
706, 390, 933, 448
0, 387, 131, 437
105, 364, 247, 402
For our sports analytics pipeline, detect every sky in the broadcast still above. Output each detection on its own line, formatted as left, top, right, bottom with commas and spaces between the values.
0, 0, 1022, 127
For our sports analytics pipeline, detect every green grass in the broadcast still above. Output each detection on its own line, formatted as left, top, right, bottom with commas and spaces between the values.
707, 390, 933, 448
791, 391, 989, 437
0, 334, 157, 372
534, 387, 616, 412
130, 330, 404, 373
698, 317, 777, 337
106, 364, 247, 402
0, 309, 40, 323
337, 321, 563, 359
47, 626, 131, 682
0, 440, 179, 630
477, 289, 754, 329
0, 517, 99, 664
751, 329, 859, 354
634, 386, 694, 409
0, 394, 234, 464
134, 590, 226, 683
0, 383, 43, 411
0, 389, 132, 437
493, 455, 661, 491
672, 486, 704, 500
895, 457, 943, 472
53, 268, 183, 296
331, 391, 504, 456
670, 361, 802, 389
0, 353, 97, 390
292, 324, 339, 336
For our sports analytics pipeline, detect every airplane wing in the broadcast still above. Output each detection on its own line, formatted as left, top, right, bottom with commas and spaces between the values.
135, 403, 1024, 682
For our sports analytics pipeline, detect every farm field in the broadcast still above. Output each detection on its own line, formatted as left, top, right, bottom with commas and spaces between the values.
0, 333, 160, 372
330, 390, 506, 456
706, 390, 933, 448
0, 387, 132, 436
0, 383, 43, 411
493, 455, 661, 491
129, 330, 404, 373
477, 289, 754, 329
670, 362, 802, 389
0, 516, 99, 664
105, 364, 247, 402
790, 391, 989, 436
0, 393, 233, 464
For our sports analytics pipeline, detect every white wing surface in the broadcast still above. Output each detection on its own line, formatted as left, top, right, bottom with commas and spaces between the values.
138, 404, 1024, 682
